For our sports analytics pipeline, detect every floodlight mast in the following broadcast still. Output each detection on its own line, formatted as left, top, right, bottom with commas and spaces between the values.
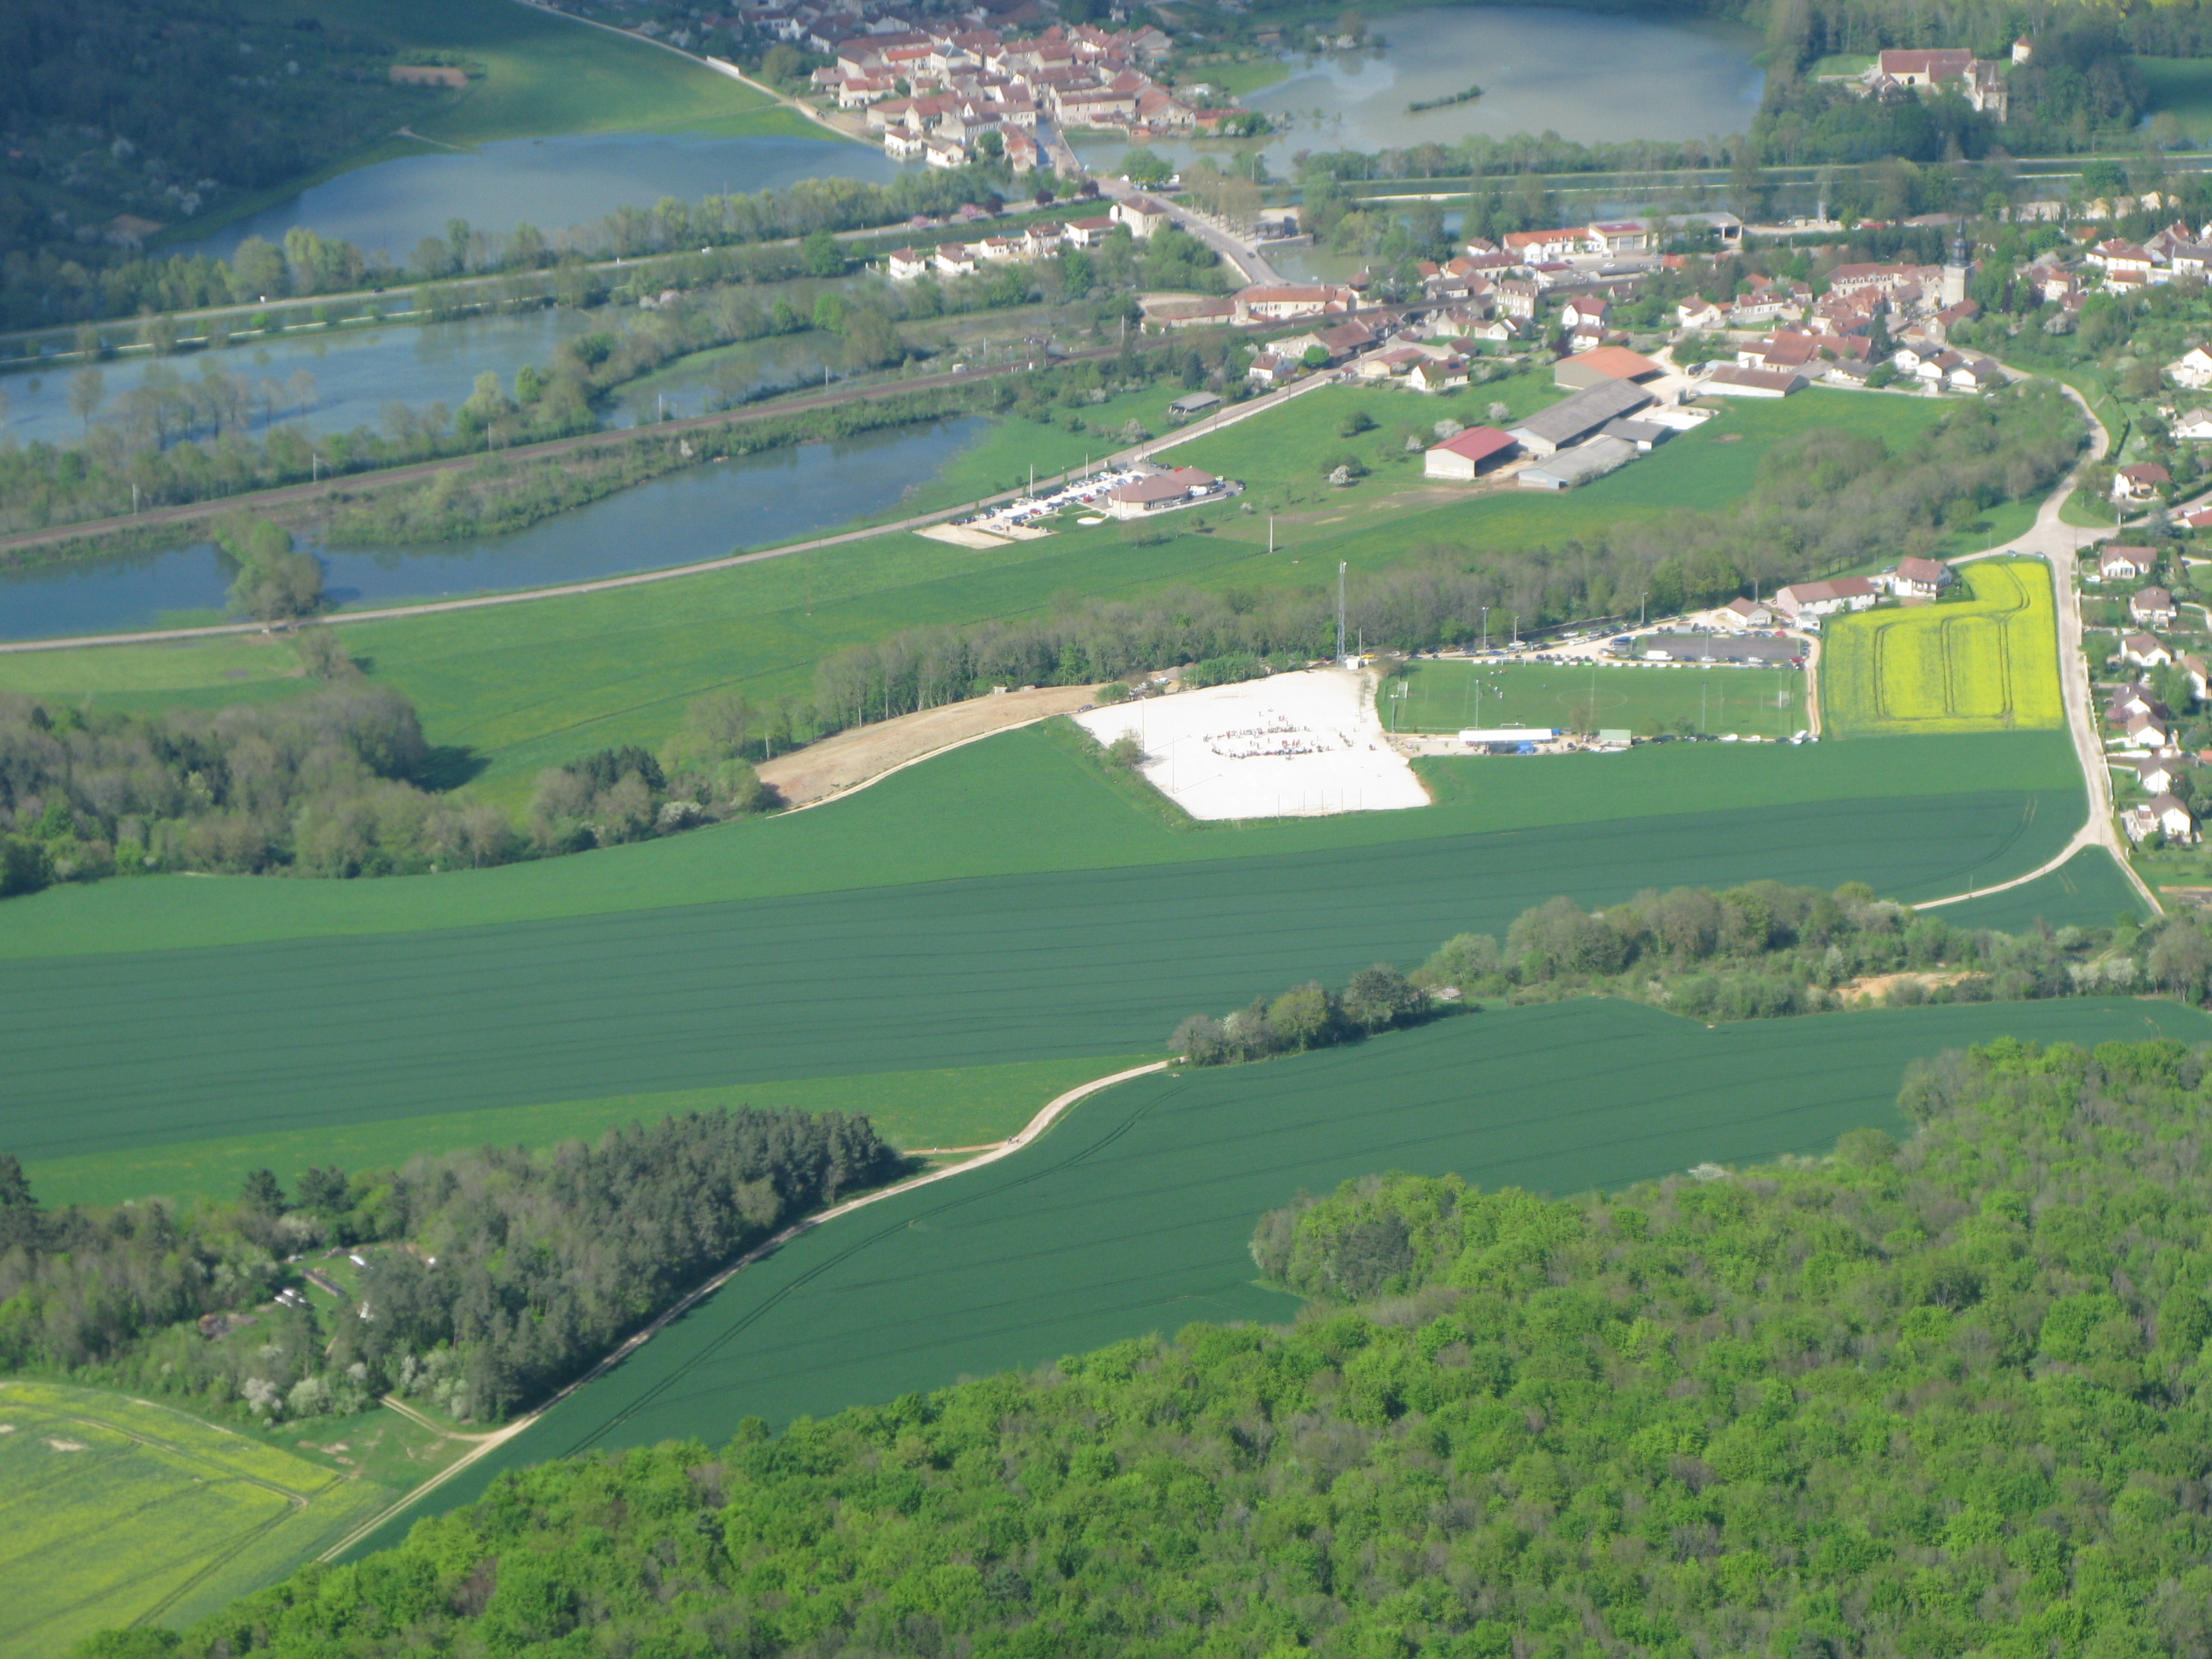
1336, 562, 1347, 661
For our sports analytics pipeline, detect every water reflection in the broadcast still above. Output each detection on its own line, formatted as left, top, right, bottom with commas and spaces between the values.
1077, 5, 1761, 177
185, 131, 903, 265
0, 416, 989, 640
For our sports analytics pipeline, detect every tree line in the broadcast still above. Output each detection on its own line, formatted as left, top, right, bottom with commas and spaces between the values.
0, 1106, 897, 1428
88, 1034, 2212, 1658
1170, 879, 2203, 1059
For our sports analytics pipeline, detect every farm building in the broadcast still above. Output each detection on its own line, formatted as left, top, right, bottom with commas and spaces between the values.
1424, 426, 1518, 480
1104, 466, 1229, 518
1507, 379, 1654, 457
2133, 587, 2179, 627
1553, 346, 1663, 390
1167, 391, 1222, 417
1773, 577, 1878, 622
1519, 436, 1637, 491
1701, 365, 1804, 398
1601, 417, 1671, 451
1889, 556, 1954, 598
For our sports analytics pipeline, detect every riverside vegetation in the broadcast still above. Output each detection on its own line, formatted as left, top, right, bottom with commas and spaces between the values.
0, 1106, 897, 1428
1, 215, 1225, 544
1168, 880, 2172, 1067
78, 1034, 2212, 1658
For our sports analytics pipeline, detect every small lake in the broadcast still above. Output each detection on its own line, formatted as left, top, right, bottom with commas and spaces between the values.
0, 415, 989, 640
184, 131, 903, 266
1078, 5, 1762, 176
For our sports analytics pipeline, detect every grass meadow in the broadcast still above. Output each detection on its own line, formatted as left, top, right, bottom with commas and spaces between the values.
3, 381, 1965, 813
29, 1054, 1156, 1209
1820, 559, 2065, 739
0, 1380, 407, 1656
371, 992, 2212, 1553
1392, 659, 1804, 738
2137, 57, 2212, 140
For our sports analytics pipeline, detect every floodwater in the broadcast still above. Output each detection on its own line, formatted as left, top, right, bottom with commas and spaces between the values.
1078, 5, 1762, 174
0, 293, 851, 451
184, 131, 902, 266
0, 415, 989, 640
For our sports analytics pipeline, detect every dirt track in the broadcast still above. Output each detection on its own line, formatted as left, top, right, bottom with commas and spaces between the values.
759, 685, 1099, 808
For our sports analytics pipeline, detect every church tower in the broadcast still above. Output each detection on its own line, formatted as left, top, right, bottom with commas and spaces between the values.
1942, 228, 1970, 308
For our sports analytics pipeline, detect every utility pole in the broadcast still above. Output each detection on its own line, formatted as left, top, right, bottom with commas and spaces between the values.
1336, 561, 1347, 661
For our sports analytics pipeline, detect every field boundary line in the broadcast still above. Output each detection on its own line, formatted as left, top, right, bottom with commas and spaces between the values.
317, 1057, 1171, 1563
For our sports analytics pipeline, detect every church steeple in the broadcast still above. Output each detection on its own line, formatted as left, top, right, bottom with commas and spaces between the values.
1942, 226, 1970, 307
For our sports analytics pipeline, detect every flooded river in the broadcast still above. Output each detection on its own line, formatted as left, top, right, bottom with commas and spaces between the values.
0, 415, 989, 640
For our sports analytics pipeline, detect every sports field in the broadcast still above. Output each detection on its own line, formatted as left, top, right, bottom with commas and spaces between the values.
361, 992, 2212, 1553
0, 726, 2085, 1204
1391, 659, 1803, 738
0, 1381, 398, 1656
1818, 558, 2065, 738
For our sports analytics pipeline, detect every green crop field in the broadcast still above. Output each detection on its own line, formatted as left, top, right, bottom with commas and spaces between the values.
29, 1054, 1155, 1209
0, 725, 2084, 1200
1818, 558, 2066, 738
362, 993, 2212, 1553
0, 726, 2083, 961
1929, 847, 2148, 935
332, 0, 781, 149
2138, 57, 2212, 140
1391, 659, 1803, 738
0, 1380, 399, 1656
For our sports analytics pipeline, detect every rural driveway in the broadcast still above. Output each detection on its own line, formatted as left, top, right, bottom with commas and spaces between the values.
1931, 376, 2158, 914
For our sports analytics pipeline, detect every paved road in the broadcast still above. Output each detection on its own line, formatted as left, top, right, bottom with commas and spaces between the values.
1096, 180, 1280, 286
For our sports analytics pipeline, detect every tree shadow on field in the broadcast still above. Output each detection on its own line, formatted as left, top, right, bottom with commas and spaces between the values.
417, 745, 489, 792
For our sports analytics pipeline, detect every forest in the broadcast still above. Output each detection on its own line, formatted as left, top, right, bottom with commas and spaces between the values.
810, 382, 2083, 727
86, 1034, 2212, 1657
1170, 880, 2182, 1069
0, 1106, 897, 1427
0, 661, 772, 899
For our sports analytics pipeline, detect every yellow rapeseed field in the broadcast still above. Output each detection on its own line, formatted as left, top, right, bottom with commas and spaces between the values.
1819, 558, 2065, 737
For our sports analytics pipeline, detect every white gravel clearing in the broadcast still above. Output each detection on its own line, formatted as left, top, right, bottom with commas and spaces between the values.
1077, 668, 1431, 819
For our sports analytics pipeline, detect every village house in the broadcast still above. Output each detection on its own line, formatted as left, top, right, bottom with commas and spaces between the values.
1720, 597, 1778, 629
884, 247, 933, 281
2136, 754, 2188, 794
2123, 632, 2174, 668
2175, 409, 2212, 442
1423, 426, 1518, 480
2169, 346, 2212, 390
1062, 216, 1117, 247
1111, 195, 1172, 239
2133, 586, 2179, 628
1772, 577, 1879, 623
2128, 709, 2175, 748
1231, 283, 1357, 323
1889, 556, 1954, 598
1357, 345, 1429, 381
2107, 680, 2166, 723
2184, 651, 2212, 701
1949, 356, 2006, 392
1406, 356, 1470, 394
1502, 228, 1586, 264
1246, 351, 1297, 388
2114, 462, 2173, 504
2096, 545, 2156, 583
2125, 794, 2199, 843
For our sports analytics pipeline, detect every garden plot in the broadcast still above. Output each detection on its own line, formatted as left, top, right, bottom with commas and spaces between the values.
1076, 669, 1431, 819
